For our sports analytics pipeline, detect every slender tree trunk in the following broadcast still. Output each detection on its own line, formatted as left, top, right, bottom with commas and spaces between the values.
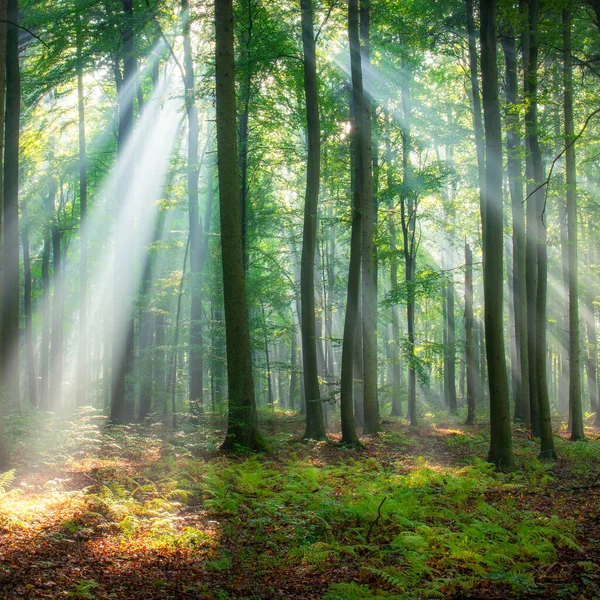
399, 59, 417, 426
480, 0, 514, 469
523, 0, 540, 438
2, 0, 20, 413
182, 0, 203, 417
359, 0, 379, 434
21, 201, 36, 407
340, 0, 365, 446
502, 31, 530, 427
465, 241, 476, 425
299, 0, 326, 439
50, 186, 65, 408
465, 0, 486, 226
75, 7, 88, 407
171, 237, 190, 428
563, 8, 584, 441
385, 106, 402, 417
0, 0, 7, 466
525, 0, 556, 458
215, 0, 265, 451
40, 185, 53, 411
111, 0, 137, 423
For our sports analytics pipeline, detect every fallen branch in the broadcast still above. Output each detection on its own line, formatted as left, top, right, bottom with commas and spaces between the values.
366, 497, 387, 543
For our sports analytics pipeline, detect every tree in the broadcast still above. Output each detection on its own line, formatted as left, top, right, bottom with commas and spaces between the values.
2, 0, 20, 412
340, 0, 365, 447
215, 0, 265, 451
299, 0, 327, 441
111, 0, 137, 424
563, 7, 584, 441
501, 28, 530, 427
359, 0, 379, 434
479, 0, 514, 469
524, 0, 556, 459
0, 0, 8, 467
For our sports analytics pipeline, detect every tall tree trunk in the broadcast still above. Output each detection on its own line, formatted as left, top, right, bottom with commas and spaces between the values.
50, 184, 65, 408
564, 8, 584, 441
215, 0, 265, 451
340, 0, 365, 446
40, 185, 53, 411
465, 0, 486, 226
183, 0, 204, 417
111, 0, 137, 423
523, 0, 540, 438
0, 0, 7, 466
359, 0, 379, 434
502, 31, 530, 427
525, 0, 556, 458
75, 6, 88, 407
21, 201, 36, 407
465, 241, 476, 425
480, 0, 514, 469
299, 0, 326, 439
385, 106, 402, 417
289, 332, 297, 411
2, 0, 20, 413
400, 58, 417, 426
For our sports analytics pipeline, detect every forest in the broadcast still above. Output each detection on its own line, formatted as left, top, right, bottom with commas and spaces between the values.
0, 0, 599, 597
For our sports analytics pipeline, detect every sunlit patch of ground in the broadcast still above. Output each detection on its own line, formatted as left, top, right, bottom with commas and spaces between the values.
0, 408, 599, 598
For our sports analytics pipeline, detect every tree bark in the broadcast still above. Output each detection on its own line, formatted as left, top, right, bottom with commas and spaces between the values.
2, 0, 20, 413
359, 0, 379, 434
299, 0, 326, 439
465, 241, 475, 425
340, 0, 365, 446
182, 0, 204, 418
21, 201, 36, 407
111, 0, 137, 423
50, 182, 65, 409
480, 0, 514, 469
563, 8, 584, 441
215, 0, 265, 451
385, 106, 402, 417
75, 4, 88, 407
502, 31, 530, 427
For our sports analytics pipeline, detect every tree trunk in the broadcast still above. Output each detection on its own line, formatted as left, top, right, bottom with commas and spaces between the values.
400, 59, 417, 426
563, 8, 584, 441
2, 0, 20, 413
480, 0, 514, 469
111, 0, 137, 423
502, 31, 530, 427
465, 0, 486, 227
340, 0, 365, 447
0, 0, 7, 466
524, 0, 556, 458
359, 0, 379, 434
182, 0, 204, 418
465, 241, 476, 425
385, 106, 402, 417
40, 185, 53, 411
215, 0, 265, 451
50, 183, 65, 408
75, 6, 88, 407
21, 201, 36, 407
299, 0, 326, 439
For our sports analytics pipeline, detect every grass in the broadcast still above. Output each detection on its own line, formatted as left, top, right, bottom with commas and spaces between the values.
0, 407, 599, 598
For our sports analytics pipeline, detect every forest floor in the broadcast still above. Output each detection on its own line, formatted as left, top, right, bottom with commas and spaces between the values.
0, 407, 599, 600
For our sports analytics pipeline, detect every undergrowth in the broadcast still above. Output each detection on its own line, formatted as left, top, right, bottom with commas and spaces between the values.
0, 408, 598, 599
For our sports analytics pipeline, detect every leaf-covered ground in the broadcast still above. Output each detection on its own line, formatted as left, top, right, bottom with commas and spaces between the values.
0, 407, 599, 599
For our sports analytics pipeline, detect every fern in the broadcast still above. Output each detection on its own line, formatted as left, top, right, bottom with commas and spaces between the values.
0, 469, 15, 494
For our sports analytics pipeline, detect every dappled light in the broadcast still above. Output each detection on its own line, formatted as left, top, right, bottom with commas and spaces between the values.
1, 0, 600, 597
